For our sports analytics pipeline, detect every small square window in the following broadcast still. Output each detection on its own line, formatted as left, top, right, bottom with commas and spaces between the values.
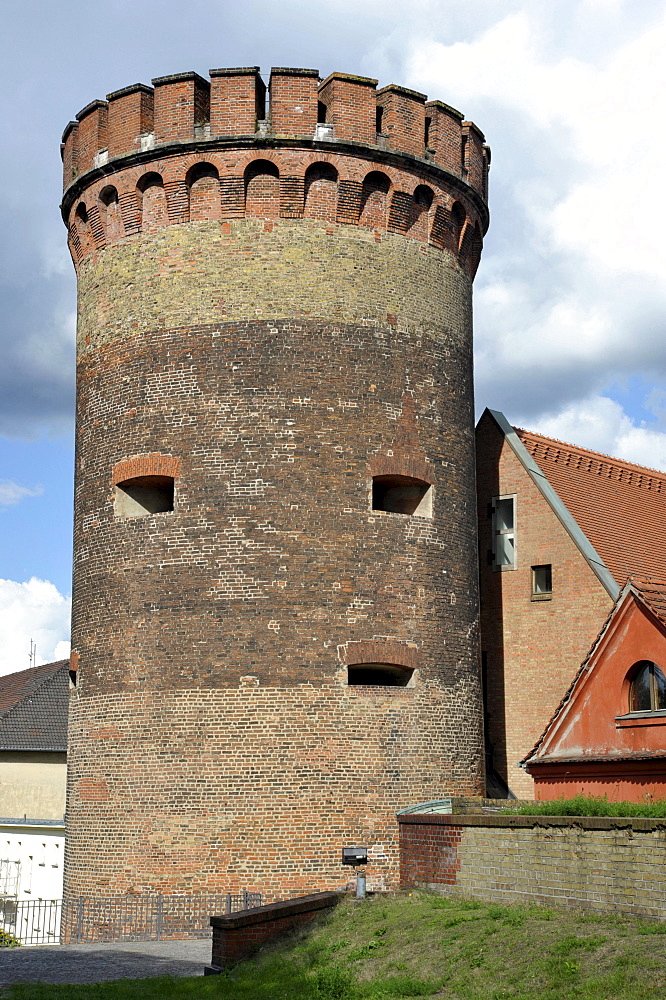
531, 564, 552, 600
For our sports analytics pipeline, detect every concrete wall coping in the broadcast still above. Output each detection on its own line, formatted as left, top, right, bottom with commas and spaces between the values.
210, 891, 340, 930
397, 812, 666, 833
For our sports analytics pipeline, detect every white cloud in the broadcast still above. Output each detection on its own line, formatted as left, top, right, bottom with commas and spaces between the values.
53, 639, 72, 661
0, 578, 71, 677
391, 4, 666, 457
404, 13, 594, 129
524, 394, 666, 472
0, 481, 43, 506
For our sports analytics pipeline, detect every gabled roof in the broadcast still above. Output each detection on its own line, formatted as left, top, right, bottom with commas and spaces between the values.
482, 409, 619, 599
629, 577, 666, 628
0, 660, 69, 752
523, 577, 666, 766
515, 428, 666, 587
0, 660, 65, 715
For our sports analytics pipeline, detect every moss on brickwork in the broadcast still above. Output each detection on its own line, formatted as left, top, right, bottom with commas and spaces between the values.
75, 219, 471, 354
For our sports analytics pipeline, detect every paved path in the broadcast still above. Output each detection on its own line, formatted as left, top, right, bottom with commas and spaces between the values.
0, 939, 211, 986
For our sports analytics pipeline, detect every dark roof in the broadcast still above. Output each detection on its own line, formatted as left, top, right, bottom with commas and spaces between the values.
514, 427, 666, 585
0, 660, 66, 715
0, 660, 69, 751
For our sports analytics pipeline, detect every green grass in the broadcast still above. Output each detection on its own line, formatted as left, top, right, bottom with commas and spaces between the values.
3, 892, 666, 999
503, 794, 666, 817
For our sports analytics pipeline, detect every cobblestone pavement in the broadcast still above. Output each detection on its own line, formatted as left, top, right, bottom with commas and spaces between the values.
0, 938, 211, 986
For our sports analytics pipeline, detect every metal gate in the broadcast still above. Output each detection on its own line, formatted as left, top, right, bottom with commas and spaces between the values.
0, 891, 261, 946
1, 898, 61, 946
66, 891, 262, 943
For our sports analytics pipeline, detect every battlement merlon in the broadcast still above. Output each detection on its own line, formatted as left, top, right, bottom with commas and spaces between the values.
61, 65, 490, 202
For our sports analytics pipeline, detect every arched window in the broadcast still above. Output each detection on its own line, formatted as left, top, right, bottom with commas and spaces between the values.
137, 172, 168, 230
347, 663, 413, 687
629, 661, 666, 713
99, 185, 123, 241
451, 201, 466, 252
467, 222, 483, 277
414, 185, 433, 210
187, 162, 220, 222
304, 162, 338, 221
408, 184, 433, 240
359, 171, 390, 228
244, 160, 279, 219
73, 201, 93, 256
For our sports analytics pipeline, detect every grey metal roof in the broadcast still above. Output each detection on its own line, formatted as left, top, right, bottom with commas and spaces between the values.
0, 660, 69, 752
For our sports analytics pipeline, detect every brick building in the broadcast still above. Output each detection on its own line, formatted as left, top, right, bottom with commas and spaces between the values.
477, 408, 666, 798
524, 577, 666, 800
60, 65, 490, 914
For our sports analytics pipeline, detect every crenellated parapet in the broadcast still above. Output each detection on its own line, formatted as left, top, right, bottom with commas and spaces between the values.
61, 65, 489, 277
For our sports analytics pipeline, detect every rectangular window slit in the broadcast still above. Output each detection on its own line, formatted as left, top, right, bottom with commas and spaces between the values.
531, 564, 552, 600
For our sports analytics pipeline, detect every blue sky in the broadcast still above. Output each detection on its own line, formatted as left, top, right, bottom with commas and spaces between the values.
1, 0, 666, 672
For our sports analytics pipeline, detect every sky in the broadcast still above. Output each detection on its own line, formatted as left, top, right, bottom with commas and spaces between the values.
1, 0, 665, 674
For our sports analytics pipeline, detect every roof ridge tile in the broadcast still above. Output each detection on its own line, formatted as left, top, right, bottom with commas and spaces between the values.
514, 426, 666, 484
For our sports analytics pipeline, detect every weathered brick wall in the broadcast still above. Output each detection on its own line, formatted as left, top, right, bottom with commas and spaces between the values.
63, 65, 489, 909
73, 218, 474, 354
65, 148, 485, 278
476, 414, 615, 797
400, 813, 666, 919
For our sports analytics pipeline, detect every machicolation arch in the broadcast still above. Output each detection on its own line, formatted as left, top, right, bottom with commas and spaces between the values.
66, 155, 483, 274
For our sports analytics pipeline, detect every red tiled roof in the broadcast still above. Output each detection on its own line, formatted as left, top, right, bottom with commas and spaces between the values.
515, 429, 666, 585
630, 577, 666, 628
0, 661, 68, 716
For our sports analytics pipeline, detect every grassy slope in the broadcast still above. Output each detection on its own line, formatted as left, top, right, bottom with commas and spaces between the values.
4, 892, 666, 1000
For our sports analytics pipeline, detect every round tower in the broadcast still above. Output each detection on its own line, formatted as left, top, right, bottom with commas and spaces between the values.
61, 65, 489, 913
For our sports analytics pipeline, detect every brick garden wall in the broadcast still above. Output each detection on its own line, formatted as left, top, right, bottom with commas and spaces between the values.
399, 813, 666, 919
209, 892, 340, 970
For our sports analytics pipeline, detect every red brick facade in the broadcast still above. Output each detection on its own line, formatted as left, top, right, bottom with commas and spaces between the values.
209, 892, 339, 970
62, 65, 489, 921
526, 580, 666, 801
476, 411, 615, 798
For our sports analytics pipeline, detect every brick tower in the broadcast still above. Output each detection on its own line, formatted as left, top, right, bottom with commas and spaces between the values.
61, 66, 490, 911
